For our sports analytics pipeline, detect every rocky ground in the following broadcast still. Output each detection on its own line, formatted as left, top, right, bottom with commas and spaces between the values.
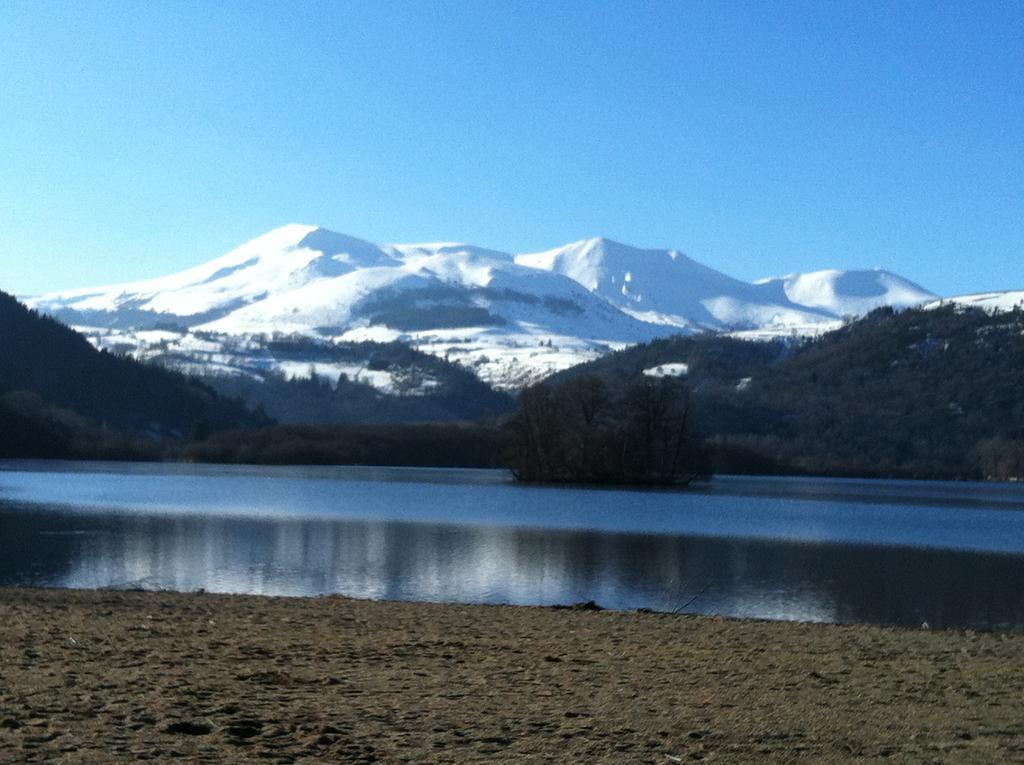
1, 587, 1022, 763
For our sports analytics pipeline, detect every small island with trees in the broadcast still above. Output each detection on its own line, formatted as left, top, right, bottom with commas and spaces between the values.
501, 375, 711, 486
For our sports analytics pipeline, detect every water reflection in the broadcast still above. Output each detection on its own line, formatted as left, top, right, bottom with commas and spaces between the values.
3, 501, 1023, 631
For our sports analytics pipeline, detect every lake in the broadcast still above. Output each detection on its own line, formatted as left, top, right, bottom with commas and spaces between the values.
2, 460, 1023, 630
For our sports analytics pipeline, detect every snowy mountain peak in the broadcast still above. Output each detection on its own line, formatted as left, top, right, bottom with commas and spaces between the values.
515, 237, 713, 298
755, 269, 936, 318
514, 237, 829, 329
224, 223, 319, 255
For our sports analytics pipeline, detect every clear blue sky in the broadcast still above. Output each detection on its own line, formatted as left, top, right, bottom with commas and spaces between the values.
2, 0, 1021, 297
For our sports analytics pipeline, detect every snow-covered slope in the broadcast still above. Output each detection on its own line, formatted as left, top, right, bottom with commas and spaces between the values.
28, 225, 939, 390
755, 269, 936, 318
514, 238, 939, 331
34, 225, 399, 322
925, 290, 1024, 313
515, 238, 835, 330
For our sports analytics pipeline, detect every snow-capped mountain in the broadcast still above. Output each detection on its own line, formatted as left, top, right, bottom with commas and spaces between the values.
28, 224, 938, 390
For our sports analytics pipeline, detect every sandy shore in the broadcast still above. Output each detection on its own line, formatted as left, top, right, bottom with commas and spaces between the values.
1, 588, 1022, 763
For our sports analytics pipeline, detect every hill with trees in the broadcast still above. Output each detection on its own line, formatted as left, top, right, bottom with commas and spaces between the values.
199, 338, 514, 425
0, 290, 268, 458
547, 305, 1024, 480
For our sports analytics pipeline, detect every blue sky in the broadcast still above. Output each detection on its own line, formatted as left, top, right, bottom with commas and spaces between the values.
1, 0, 1021, 297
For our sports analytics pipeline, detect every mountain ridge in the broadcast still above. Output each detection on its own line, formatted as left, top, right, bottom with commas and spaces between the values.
29, 224, 941, 389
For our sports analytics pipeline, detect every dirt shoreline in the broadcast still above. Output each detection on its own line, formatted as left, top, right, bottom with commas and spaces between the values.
1, 588, 1022, 763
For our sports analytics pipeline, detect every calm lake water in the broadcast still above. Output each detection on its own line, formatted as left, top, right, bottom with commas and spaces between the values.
2, 460, 1023, 630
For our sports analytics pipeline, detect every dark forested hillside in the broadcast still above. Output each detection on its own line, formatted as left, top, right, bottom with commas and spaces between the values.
723, 306, 1024, 478
548, 306, 1024, 480
0, 290, 267, 455
200, 339, 513, 425
549, 333, 790, 389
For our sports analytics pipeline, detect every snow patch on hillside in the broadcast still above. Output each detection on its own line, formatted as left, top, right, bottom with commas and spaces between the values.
643, 362, 690, 378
